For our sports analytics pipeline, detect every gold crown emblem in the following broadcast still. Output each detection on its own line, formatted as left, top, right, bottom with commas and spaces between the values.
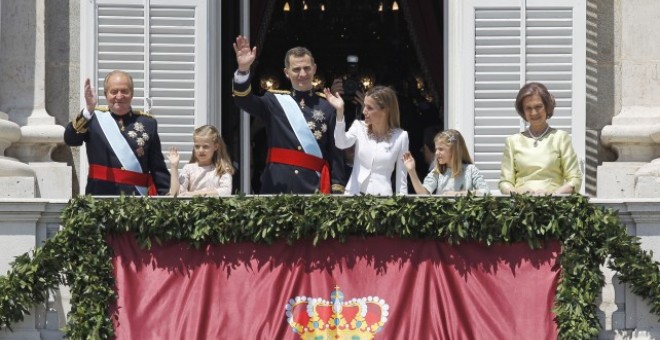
285, 286, 390, 339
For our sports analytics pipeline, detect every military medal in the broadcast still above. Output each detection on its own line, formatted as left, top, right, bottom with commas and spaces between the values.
308, 109, 326, 140
312, 109, 324, 121
127, 122, 149, 157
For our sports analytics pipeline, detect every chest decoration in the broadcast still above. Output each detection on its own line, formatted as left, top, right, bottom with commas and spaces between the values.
117, 118, 126, 131
125, 122, 150, 157
306, 109, 328, 140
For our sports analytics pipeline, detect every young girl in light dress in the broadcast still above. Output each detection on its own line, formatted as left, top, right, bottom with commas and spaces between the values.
403, 129, 489, 195
168, 125, 234, 196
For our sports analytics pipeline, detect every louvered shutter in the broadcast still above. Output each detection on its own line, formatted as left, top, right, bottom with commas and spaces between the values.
90, 0, 208, 167
461, 0, 586, 192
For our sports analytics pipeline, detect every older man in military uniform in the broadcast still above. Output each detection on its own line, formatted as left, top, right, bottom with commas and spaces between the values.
64, 70, 170, 195
232, 35, 344, 194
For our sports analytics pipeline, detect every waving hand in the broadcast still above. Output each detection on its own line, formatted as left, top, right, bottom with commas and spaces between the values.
232, 35, 257, 72
323, 88, 345, 120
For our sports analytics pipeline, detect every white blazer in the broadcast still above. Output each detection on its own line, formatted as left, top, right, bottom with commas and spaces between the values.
335, 119, 409, 195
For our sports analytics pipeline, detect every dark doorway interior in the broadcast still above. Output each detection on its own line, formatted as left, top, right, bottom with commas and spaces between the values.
221, 0, 443, 193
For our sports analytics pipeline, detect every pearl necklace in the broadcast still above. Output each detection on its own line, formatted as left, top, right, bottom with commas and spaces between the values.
528, 125, 550, 147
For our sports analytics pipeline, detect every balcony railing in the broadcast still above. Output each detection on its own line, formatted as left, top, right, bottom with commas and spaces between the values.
0, 197, 659, 339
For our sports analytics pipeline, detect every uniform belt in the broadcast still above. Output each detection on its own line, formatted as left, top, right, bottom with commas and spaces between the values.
266, 147, 330, 194
88, 164, 157, 196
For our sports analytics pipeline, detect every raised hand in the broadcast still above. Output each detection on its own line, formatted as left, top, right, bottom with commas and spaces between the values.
402, 151, 416, 173
168, 147, 180, 167
323, 88, 345, 119
84, 78, 97, 112
232, 35, 257, 72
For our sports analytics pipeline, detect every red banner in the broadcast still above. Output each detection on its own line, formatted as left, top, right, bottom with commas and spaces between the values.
109, 234, 560, 339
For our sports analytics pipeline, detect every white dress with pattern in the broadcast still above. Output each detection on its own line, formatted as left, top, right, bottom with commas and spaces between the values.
178, 163, 232, 196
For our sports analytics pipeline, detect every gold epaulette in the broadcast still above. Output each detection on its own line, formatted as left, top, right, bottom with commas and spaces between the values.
331, 184, 345, 193
267, 89, 291, 95
94, 105, 109, 112
133, 109, 153, 118
315, 91, 327, 99
232, 84, 252, 97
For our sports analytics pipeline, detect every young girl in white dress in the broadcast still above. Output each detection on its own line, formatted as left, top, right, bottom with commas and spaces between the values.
325, 85, 409, 195
403, 129, 489, 195
168, 125, 234, 196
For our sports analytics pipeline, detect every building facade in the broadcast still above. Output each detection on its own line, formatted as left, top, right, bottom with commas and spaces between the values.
1, 0, 660, 338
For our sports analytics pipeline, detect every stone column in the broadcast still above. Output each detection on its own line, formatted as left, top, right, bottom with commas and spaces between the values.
0, 111, 36, 197
0, 0, 70, 199
599, 0, 660, 198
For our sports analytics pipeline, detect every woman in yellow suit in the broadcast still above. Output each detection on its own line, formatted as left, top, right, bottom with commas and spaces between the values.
499, 82, 582, 195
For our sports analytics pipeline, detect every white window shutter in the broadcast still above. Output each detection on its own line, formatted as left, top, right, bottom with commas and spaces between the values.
461, 0, 586, 191
92, 0, 208, 167
472, 3, 523, 188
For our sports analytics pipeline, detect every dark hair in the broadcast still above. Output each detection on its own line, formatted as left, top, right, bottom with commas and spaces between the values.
284, 47, 315, 68
514, 82, 556, 120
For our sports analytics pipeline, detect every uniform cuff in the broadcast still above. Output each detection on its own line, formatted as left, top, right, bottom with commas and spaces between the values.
82, 107, 94, 120
234, 70, 250, 84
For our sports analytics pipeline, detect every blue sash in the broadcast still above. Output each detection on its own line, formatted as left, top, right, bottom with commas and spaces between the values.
95, 110, 148, 196
274, 94, 323, 158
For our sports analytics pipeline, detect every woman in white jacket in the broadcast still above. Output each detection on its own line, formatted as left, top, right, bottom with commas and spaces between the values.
325, 85, 409, 195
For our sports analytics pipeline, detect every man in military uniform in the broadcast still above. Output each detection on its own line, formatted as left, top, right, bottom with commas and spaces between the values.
232, 35, 344, 194
64, 70, 170, 195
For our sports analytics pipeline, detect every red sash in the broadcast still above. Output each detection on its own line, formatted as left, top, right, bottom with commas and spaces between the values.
88, 164, 157, 196
266, 147, 331, 194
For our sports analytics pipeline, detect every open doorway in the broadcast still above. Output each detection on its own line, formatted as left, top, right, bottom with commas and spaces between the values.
221, 0, 444, 193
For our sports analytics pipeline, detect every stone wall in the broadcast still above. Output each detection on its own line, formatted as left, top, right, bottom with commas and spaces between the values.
0, 199, 67, 340
0, 0, 74, 200
46, 0, 81, 196
585, 0, 618, 195
599, 0, 660, 199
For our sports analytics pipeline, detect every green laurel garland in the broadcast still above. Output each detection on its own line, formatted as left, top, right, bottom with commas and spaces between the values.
0, 194, 659, 339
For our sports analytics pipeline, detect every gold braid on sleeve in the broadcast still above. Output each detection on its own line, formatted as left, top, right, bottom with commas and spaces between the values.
71, 114, 89, 134
232, 84, 252, 97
